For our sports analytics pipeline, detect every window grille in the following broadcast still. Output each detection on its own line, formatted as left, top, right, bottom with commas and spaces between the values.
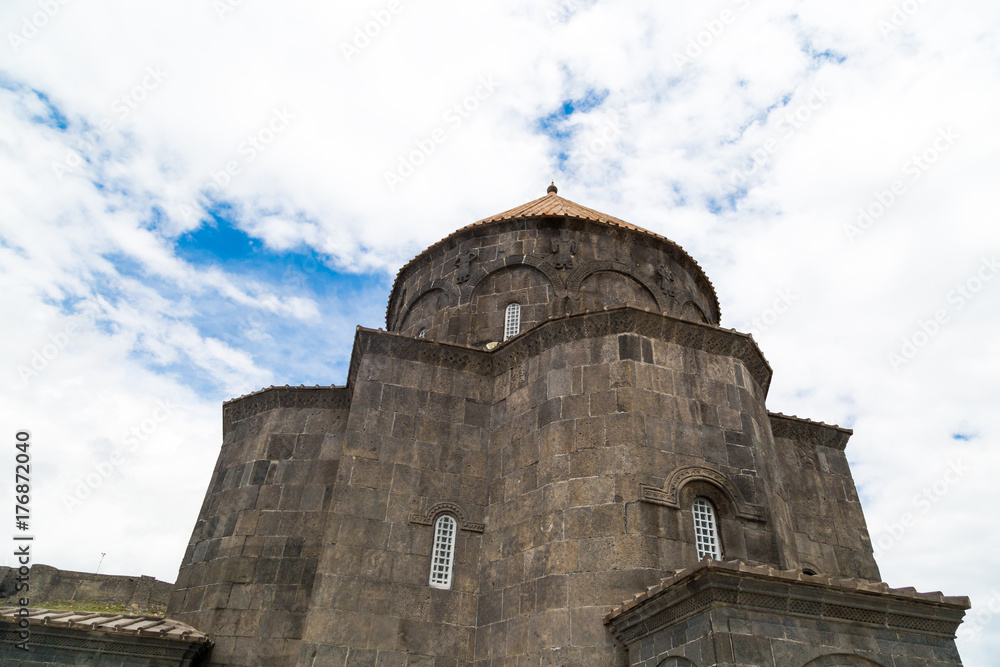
429, 514, 457, 589
504, 303, 521, 341
693, 497, 721, 560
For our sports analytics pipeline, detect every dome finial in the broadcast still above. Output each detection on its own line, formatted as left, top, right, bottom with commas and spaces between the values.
547, 181, 558, 195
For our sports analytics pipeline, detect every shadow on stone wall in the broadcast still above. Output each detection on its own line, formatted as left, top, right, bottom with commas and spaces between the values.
0, 564, 171, 611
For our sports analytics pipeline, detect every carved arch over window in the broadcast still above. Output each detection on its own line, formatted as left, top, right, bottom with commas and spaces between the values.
567, 260, 668, 313
462, 255, 563, 303
801, 655, 886, 667
409, 501, 485, 533
639, 466, 765, 521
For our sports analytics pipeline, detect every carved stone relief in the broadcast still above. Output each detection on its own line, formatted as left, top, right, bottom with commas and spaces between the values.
551, 229, 578, 269
456, 250, 478, 284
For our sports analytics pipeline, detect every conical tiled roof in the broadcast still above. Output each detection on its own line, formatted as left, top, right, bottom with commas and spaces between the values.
473, 191, 633, 227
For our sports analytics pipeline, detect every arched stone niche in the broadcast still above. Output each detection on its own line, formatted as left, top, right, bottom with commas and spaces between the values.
468, 263, 557, 345
569, 259, 664, 314
396, 280, 461, 337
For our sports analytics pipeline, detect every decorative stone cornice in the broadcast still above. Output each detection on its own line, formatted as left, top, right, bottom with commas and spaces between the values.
604, 560, 970, 644
639, 465, 766, 521
222, 385, 351, 433
352, 307, 772, 394
769, 412, 853, 451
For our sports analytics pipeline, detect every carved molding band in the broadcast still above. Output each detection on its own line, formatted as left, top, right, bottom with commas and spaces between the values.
222, 386, 351, 433
640, 465, 766, 522
769, 412, 853, 451
409, 501, 485, 533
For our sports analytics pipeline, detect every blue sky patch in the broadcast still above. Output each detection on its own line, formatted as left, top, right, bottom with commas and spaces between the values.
536, 89, 611, 142
175, 206, 259, 263
536, 89, 611, 172
29, 88, 69, 130
809, 48, 847, 65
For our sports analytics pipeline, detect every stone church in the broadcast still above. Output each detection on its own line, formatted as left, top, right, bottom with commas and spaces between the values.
3, 186, 969, 666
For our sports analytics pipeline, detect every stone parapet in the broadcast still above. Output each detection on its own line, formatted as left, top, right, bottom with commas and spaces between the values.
606, 559, 969, 667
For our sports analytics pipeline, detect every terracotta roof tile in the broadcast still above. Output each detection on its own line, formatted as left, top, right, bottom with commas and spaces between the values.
471, 192, 635, 227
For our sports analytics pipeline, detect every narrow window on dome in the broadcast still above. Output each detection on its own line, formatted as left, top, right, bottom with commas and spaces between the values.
429, 514, 457, 589
504, 303, 521, 341
418, 328, 427, 338
692, 497, 721, 560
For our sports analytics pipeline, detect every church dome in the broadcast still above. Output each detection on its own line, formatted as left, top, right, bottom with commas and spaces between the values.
386, 186, 721, 346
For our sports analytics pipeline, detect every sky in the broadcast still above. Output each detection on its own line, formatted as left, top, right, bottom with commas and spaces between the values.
1, 0, 998, 662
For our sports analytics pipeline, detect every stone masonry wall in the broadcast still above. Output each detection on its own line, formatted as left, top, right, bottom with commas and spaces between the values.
626, 604, 965, 667
0, 564, 171, 610
626, 605, 962, 667
168, 387, 349, 666
474, 326, 798, 665
297, 341, 492, 666
770, 415, 881, 581
167, 302, 883, 666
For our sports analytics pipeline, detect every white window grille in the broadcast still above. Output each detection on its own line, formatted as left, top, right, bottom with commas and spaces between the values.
504, 303, 521, 341
418, 328, 427, 338
429, 514, 457, 589
692, 497, 721, 560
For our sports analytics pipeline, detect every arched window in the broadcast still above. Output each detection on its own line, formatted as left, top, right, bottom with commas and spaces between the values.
429, 514, 457, 589
418, 328, 427, 338
504, 303, 521, 341
692, 497, 721, 560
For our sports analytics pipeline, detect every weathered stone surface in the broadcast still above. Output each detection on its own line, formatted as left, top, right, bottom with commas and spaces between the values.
0, 564, 172, 611
606, 561, 969, 667
0, 607, 211, 666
